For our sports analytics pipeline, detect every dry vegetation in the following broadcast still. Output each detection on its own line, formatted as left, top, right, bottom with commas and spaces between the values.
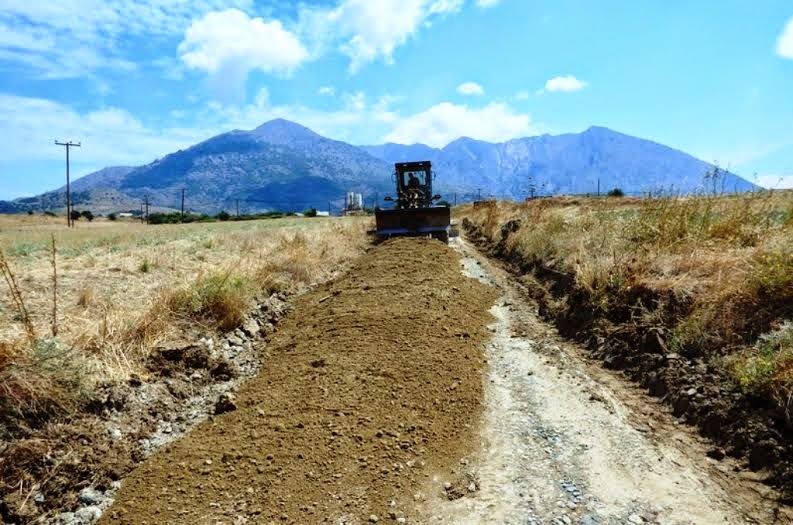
463, 191, 793, 416
0, 215, 371, 429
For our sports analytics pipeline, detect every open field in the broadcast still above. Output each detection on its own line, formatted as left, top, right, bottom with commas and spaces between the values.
2, 196, 793, 524
0, 215, 371, 425
462, 190, 793, 495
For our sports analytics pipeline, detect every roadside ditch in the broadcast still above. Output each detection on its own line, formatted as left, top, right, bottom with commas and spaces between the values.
462, 216, 793, 504
1, 290, 289, 525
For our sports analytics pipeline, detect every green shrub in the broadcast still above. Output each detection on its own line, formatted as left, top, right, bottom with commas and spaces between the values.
607, 188, 625, 197
217, 210, 231, 221
750, 249, 793, 298
81, 210, 94, 222
730, 322, 793, 393
303, 207, 318, 217
166, 272, 252, 331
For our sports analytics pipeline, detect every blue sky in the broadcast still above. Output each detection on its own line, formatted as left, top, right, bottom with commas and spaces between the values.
1, 0, 792, 199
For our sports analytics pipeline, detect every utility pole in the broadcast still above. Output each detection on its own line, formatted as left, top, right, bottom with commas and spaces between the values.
453, 193, 457, 206
143, 195, 150, 224
236, 198, 240, 218
597, 178, 600, 197
180, 188, 186, 222
55, 140, 80, 227
477, 188, 482, 201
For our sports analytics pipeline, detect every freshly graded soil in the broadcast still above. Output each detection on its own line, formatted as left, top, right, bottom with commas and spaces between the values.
102, 238, 498, 524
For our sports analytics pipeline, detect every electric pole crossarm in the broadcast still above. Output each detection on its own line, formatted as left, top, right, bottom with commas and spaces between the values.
55, 140, 81, 227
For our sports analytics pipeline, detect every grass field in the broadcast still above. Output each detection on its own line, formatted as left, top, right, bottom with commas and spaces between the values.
0, 215, 371, 421
463, 190, 793, 418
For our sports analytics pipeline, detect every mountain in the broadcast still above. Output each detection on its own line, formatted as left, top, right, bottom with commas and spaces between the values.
4, 121, 759, 214
363, 126, 757, 197
9, 120, 393, 214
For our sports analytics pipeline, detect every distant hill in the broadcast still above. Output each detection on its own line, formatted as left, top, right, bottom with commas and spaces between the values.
362, 126, 757, 197
4, 120, 759, 214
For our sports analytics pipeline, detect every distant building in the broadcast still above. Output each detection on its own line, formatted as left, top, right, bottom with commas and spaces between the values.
344, 192, 364, 215
316, 211, 330, 217
118, 212, 134, 218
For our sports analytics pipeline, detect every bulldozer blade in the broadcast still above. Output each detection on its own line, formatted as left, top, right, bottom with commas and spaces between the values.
375, 207, 451, 241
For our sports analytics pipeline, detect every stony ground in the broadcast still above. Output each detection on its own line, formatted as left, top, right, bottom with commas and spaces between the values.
100, 238, 498, 524
70, 235, 790, 525
422, 239, 790, 525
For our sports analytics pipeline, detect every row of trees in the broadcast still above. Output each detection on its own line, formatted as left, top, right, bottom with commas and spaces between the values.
69, 210, 94, 222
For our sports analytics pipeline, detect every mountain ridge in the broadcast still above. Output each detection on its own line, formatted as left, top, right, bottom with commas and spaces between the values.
2, 120, 759, 213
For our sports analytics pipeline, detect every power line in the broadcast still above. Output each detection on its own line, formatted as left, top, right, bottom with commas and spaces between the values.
54, 140, 80, 227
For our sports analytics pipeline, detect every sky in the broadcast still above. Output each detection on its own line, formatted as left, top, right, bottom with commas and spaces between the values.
1, 0, 793, 199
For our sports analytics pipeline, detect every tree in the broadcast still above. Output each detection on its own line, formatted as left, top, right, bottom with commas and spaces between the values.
81, 210, 94, 221
303, 207, 317, 217
70, 210, 81, 222
607, 188, 624, 197
108, 213, 117, 221
216, 210, 231, 221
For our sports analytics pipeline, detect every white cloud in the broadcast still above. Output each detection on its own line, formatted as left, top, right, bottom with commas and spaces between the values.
0, 93, 206, 168
300, 0, 464, 72
318, 86, 336, 96
514, 90, 530, 101
777, 17, 793, 59
179, 9, 308, 84
476, 0, 501, 8
753, 174, 793, 189
541, 75, 587, 93
457, 82, 484, 96
344, 91, 367, 111
0, 1, 254, 78
195, 88, 396, 145
384, 102, 533, 147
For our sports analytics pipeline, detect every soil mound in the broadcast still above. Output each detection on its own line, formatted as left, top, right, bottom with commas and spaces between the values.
103, 238, 497, 524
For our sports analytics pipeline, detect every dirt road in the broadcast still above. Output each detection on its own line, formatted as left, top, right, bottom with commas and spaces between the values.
422, 239, 787, 525
101, 238, 498, 524
100, 236, 787, 524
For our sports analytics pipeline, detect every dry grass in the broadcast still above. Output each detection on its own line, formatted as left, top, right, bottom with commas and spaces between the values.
464, 190, 793, 406
0, 215, 371, 422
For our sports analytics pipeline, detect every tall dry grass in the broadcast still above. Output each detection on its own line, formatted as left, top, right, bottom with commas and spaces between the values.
464, 190, 793, 408
0, 216, 371, 425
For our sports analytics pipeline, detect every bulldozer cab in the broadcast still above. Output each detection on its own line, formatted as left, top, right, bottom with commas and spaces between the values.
395, 161, 433, 209
375, 160, 451, 243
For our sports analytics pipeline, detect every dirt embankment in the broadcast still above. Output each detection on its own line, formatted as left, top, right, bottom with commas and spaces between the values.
0, 293, 289, 524
462, 217, 793, 502
102, 238, 498, 524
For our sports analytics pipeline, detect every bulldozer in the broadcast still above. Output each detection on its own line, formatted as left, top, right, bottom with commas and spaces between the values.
374, 161, 451, 243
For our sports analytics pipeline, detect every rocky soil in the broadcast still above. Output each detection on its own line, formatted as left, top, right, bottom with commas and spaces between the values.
100, 238, 498, 524
463, 216, 793, 504
421, 238, 789, 524
1, 293, 289, 524
7, 232, 790, 524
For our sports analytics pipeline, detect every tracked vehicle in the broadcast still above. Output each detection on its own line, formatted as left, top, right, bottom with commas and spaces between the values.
374, 161, 451, 243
